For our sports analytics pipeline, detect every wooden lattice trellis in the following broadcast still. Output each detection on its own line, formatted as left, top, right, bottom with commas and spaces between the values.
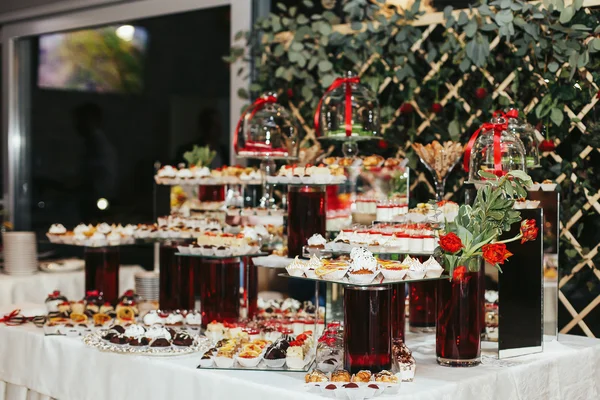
277, 1, 600, 337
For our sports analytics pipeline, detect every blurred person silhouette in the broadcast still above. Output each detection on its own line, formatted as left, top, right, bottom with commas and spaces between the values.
73, 103, 118, 221
176, 107, 227, 168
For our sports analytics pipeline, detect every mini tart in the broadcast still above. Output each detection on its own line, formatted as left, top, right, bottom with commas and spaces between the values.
331, 370, 351, 382
305, 369, 329, 383
350, 268, 375, 275
375, 370, 398, 383
116, 306, 136, 322
238, 350, 260, 359
351, 370, 372, 383
70, 313, 88, 323
93, 313, 111, 325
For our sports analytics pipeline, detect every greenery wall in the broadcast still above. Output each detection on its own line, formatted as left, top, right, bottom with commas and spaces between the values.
228, 0, 600, 335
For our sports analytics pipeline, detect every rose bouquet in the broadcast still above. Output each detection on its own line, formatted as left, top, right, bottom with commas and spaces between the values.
437, 170, 539, 279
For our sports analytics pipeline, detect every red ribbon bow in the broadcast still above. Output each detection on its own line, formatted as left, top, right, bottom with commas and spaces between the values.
233, 95, 278, 152
463, 111, 508, 174
314, 76, 360, 137
0, 309, 26, 326
505, 109, 519, 119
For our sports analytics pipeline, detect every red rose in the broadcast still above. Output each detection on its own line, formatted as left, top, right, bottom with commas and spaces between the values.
431, 103, 443, 114
520, 219, 539, 244
377, 140, 388, 149
453, 265, 467, 281
400, 103, 414, 114
482, 243, 513, 265
439, 232, 463, 253
287, 88, 293, 98
539, 139, 555, 152
475, 87, 488, 99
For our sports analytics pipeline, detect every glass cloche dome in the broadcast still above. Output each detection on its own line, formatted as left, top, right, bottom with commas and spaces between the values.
235, 92, 299, 159
314, 71, 380, 140
468, 115, 527, 183
505, 108, 540, 168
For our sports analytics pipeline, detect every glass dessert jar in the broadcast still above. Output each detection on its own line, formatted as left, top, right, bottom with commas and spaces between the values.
505, 108, 540, 168
466, 116, 527, 184
314, 71, 380, 140
287, 185, 326, 257
235, 92, 299, 159
84, 246, 120, 303
344, 286, 392, 374
159, 241, 196, 310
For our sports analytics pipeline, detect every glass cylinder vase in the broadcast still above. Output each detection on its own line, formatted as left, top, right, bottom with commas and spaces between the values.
409, 281, 437, 332
436, 258, 482, 367
391, 284, 406, 341
198, 257, 242, 327
159, 242, 196, 310
344, 286, 392, 374
287, 185, 326, 257
198, 184, 226, 202
84, 246, 120, 303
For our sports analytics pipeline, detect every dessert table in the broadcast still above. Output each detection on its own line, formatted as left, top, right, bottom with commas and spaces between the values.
0, 265, 144, 306
0, 310, 598, 400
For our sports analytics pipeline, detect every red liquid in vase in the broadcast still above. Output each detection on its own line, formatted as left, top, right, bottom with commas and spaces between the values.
198, 184, 226, 202
344, 286, 392, 374
436, 272, 482, 366
199, 258, 242, 326
84, 247, 120, 303
287, 185, 326, 257
391, 285, 406, 341
409, 280, 437, 331
159, 243, 196, 310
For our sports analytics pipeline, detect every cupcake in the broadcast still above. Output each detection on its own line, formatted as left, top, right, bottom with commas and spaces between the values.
393, 339, 416, 382
47, 224, 67, 242
286, 256, 307, 277
306, 233, 327, 253
197, 352, 214, 367
351, 370, 372, 383
237, 350, 261, 368
303, 255, 322, 279
165, 312, 185, 326
315, 260, 350, 281
173, 331, 194, 347
331, 370, 351, 382
348, 248, 378, 284
286, 345, 306, 369
379, 259, 408, 281
214, 349, 235, 368
541, 179, 557, 191
406, 257, 426, 280
374, 370, 398, 383
185, 311, 202, 328
45, 291, 67, 313
142, 310, 163, 326
305, 369, 329, 383
124, 324, 146, 339
423, 256, 444, 278
264, 344, 287, 368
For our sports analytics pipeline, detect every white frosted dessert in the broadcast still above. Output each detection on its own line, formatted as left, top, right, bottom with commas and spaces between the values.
348, 247, 378, 284
423, 256, 444, 277
143, 310, 164, 326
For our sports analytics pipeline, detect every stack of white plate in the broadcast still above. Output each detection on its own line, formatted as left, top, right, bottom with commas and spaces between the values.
135, 271, 159, 301
2, 232, 38, 276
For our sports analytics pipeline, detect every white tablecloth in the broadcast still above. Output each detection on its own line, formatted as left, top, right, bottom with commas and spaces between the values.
0, 266, 144, 306
0, 313, 599, 400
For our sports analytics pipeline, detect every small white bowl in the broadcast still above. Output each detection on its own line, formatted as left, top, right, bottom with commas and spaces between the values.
407, 270, 426, 280
381, 269, 408, 281
425, 267, 444, 278
263, 358, 286, 368
528, 183, 541, 191
236, 355, 262, 368
197, 357, 214, 368
320, 268, 349, 281
304, 269, 318, 279
177, 246, 192, 255
541, 183, 557, 191
214, 356, 235, 368
286, 266, 305, 277
286, 356, 307, 369
201, 247, 215, 256
348, 272, 376, 284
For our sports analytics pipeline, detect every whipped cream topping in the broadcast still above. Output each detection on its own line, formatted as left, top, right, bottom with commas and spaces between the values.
177, 168, 193, 179
145, 325, 172, 341
74, 224, 90, 235
306, 255, 322, 271
158, 165, 177, 177
423, 256, 443, 271
165, 313, 184, 325
49, 224, 67, 234
124, 324, 146, 338
287, 256, 306, 270
90, 232, 106, 241
307, 234, 327, 247
96, 223, 112, 234
107, 231, 121, 244
142, 310, 164, 326
185, 311, 202, 325
193, 166, 211, 178
350, 247, 378, 273
404, 256, 424, 271
281, 298, 301, 312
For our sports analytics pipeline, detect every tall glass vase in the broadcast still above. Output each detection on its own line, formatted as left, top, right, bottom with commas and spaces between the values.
436, 257, 482, 367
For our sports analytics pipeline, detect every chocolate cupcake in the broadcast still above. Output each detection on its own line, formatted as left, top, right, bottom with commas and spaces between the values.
111, 325, 126, 334
109, 335, 128, 345
150, 338, 171, 347
173, 332, 194, 347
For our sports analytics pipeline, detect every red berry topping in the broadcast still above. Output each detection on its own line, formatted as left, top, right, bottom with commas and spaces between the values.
475, 87, 488, 99
431, 103, 443, 113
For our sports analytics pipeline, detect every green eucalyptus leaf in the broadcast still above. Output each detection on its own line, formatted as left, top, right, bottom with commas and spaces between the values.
559, 6, 574, 24
318, 60, 333, 72
550, 107, 564, 126
548, 61, 559, 72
